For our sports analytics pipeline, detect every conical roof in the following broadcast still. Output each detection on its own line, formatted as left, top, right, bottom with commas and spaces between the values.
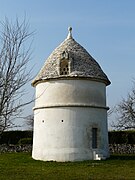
32, 28, 110, 86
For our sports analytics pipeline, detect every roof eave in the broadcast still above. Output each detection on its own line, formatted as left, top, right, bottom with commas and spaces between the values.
32, 76, 111, 87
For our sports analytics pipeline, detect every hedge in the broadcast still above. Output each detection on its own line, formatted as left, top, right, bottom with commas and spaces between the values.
0, 131, 33, 145
108, 130, 135, 144
18, 138, 33, 145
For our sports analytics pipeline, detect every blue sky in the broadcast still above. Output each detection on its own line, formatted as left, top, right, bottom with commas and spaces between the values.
0, 0, 135, 129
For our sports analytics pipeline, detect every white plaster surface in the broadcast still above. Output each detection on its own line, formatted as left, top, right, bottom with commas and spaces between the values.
32, 79, 109, 161
34, 79, 106, 108
32, 107, 109, 161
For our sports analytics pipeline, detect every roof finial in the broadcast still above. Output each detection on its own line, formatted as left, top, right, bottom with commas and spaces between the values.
67, 27, 72, 39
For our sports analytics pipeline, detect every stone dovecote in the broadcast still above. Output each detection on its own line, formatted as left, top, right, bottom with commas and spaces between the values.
32, 27, 111, 161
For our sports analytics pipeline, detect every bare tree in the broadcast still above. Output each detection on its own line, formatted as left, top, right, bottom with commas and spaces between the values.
112, 82, 135, 130
0, 18, 33, 134
108, 106, 115, 117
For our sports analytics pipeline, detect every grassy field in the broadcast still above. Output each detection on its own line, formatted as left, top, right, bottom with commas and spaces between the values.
0, 153, 135, 180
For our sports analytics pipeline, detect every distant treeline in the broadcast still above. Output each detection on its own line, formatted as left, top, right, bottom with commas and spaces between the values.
108, 130, 135, 144
0, 130, 135, 145
0, 131, 33, 145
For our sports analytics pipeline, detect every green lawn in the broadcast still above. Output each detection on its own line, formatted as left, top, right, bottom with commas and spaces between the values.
0, 153, 135, 180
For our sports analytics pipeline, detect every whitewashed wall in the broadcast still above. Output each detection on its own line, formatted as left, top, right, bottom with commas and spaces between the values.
34, 79, 106, 107
32, 79, 109, 161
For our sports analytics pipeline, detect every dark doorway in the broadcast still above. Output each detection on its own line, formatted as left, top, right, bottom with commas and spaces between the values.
92, 128, 98, 148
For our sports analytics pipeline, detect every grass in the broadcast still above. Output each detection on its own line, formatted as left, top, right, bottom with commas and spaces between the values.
0, 153, 135, 180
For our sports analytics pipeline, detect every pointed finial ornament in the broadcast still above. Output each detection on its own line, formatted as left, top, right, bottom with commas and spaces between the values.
67, 27, 72, 39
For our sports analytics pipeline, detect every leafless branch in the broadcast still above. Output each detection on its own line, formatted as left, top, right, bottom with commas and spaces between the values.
112, 82, 135, 130
0, 17, 34, 134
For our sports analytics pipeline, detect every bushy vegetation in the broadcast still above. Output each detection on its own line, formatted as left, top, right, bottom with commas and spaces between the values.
18, 138, 32, 145
109, 130, 135, 144
0, 131, 32, 145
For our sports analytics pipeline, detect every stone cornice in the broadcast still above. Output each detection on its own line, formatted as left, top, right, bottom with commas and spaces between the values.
33, 104, 109, 111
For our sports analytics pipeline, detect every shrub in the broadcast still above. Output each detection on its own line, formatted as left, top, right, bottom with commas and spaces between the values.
0, 131, 33, 145
18, 138, 32, 145
109, 130, 135, 144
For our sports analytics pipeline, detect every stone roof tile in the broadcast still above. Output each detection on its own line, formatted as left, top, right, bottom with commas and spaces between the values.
32, 28, 110, 86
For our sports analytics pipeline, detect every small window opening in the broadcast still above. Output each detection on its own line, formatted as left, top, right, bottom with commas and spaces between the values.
61, 120, 64, 122
60, 60, 69, 75
61, 51, 69, 60
92, 128, 98, 148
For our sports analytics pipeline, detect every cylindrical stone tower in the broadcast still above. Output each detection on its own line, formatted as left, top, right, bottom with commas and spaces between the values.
32, 28, 111, 161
